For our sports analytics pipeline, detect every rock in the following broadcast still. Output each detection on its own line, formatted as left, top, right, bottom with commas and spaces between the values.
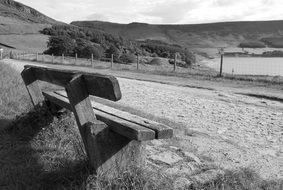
173, 177, 192, 189
149, 151, 183, 165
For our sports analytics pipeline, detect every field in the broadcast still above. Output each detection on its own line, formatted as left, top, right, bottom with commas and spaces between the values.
0, 59, 282, 189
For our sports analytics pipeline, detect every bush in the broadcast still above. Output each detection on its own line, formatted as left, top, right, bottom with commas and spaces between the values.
148, 58, 163, 65
168, 59, 188, 68
45, 35, 76, 56
81, 45, 103, 59
119, 53, 136, 64
239, 41, 265, 48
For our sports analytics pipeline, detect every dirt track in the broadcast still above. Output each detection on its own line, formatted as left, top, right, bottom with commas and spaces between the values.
5, 59, 283, 180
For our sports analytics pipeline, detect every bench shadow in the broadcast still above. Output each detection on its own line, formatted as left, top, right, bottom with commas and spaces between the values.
0, 106, 90, 189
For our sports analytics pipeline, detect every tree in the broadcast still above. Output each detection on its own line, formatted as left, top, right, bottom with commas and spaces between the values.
45, 36, 76, 56
105, 45, 120, 62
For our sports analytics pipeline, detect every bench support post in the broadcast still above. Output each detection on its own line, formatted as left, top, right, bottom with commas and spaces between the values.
66, 75, 144, 178
21, 68, 44, 107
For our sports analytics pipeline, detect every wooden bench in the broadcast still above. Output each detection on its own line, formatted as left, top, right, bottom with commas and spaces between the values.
21, 65, 173, 177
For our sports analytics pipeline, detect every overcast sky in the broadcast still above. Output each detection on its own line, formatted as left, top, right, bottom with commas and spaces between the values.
17, 0, 283, 24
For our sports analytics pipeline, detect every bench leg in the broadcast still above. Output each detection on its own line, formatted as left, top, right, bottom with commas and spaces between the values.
84, 122, 145, 179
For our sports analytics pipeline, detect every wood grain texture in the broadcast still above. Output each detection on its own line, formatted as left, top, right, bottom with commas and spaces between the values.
65, 75, 98, 158
43, 91, 156, 141
21, 67, 44, 107
84, 121, 145, 178
24, 65, 121, 101
54, 90, 172, 139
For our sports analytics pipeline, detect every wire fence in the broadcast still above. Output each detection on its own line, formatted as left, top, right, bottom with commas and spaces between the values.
2, 50, 283, 78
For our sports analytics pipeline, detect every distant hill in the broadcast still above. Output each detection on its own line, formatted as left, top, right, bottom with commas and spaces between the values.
0, 0, 62, 51
71, 20, 283, 49
0, 0, 58, 24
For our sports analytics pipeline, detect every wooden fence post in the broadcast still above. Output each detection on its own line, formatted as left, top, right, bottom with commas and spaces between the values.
218, 48, 224, 77
75, 53, 77, 65
219, 54, 224, 77
52, 54, 54, 64
174, 53, 177, 71
91, 53, 94, 67
111, 54, 113, 69
136, 54, 139, 70
0, 48, 3, 60
62, 54, 64, 64
42, 53, 44, 62
36, 53, 38, 61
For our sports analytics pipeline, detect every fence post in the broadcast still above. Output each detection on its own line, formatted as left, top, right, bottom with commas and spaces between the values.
218, 48, 224, 77
174, 53, 177, 71
111, 54, 113, 69
0, 48, 3, 60
91, 53, 93, 67
219, 54, 224, 77
75, 53, 77, 65
52, 54, 54, 63
42, 53, 44, 62
62, 54, 64, 64
136, 54, 139, 70
36, 53, 38, 61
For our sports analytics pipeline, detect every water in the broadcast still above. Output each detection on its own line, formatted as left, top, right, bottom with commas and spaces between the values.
208, 57, 283, 76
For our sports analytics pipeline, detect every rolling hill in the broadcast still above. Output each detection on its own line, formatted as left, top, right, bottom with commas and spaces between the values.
71, 20, 283, 50
0, 0, 61, 51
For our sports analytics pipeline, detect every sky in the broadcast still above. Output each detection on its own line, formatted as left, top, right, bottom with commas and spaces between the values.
17, 0, 283, 24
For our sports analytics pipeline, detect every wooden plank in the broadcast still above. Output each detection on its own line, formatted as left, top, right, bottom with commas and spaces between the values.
91, 102, 173, 139
21, 67, 44, 107
43, 91, 155, 141
55, 90, 172, 139
24, 65, 122, 101
65, 75, 98, 158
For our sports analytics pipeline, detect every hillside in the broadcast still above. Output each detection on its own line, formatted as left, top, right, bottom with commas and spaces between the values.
0, 0, 62, 51
0, 0, 58, 24
71, 20, 283, 49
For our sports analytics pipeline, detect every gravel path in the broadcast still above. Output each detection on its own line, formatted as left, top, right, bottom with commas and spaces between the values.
5, 59, 283, 180
117, 78, 283, 180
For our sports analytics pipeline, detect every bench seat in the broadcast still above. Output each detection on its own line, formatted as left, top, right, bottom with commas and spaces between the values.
43, 90, 173, 141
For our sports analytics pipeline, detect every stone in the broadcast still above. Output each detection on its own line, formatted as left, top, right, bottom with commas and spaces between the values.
173, 177, 192, 189
149, 151, 183, 165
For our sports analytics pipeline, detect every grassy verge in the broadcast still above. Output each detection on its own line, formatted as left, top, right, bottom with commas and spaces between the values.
0, 63, 282, 189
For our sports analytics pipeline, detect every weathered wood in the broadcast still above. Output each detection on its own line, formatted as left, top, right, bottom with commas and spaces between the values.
91, 102, 173, 139
85, 121, 144, 178
65, 74, 97, 156
24, 65, 122, 101
43, 91, 156, 141
54, 90, 172, 139
21, 67, 44, 107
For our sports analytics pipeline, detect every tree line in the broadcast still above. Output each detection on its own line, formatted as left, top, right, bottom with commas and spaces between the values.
41, 25, 195, 66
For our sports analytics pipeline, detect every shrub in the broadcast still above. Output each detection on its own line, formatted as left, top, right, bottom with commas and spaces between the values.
45, 35, 76, 56
239, 41, 265, 48
148, 58, 163, 65
105, 45, 120, 62
119, 53, 136, 64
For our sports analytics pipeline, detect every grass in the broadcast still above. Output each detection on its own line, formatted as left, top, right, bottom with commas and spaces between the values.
0, 63, 282, 189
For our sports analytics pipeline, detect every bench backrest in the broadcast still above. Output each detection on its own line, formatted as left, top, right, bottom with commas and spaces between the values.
22, 65, 122, 102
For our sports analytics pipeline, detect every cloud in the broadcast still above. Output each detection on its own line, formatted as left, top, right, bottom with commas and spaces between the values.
16, 0, 283, 24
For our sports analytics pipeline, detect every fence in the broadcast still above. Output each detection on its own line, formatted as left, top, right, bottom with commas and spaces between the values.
3, 50, 283, 78
5, 51, 186, 74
